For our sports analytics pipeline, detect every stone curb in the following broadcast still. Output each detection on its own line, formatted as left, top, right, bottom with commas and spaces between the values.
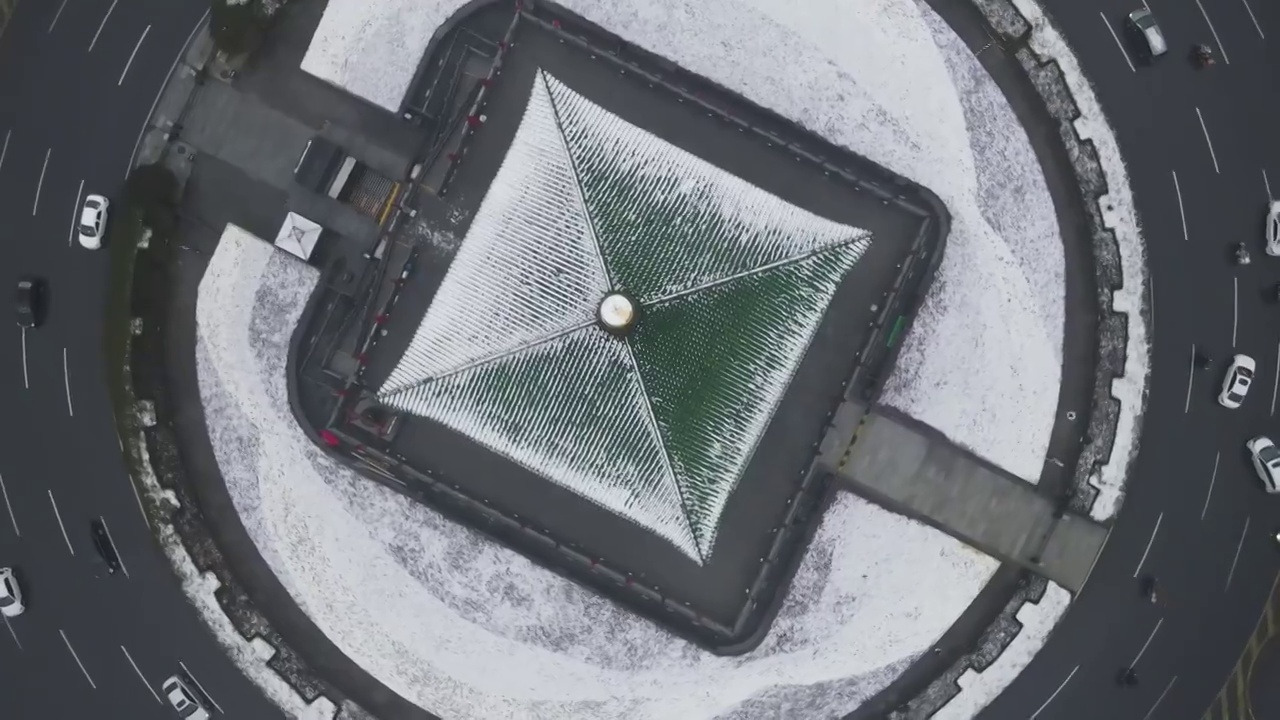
884, 0, 1144, 717
115, 5, 345, 717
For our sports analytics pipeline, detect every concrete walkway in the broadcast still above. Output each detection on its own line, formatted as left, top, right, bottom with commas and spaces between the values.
838, 410, 1107, 593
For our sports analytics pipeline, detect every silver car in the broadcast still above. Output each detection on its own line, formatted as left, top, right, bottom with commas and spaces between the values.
1127, 9, 1168, 60
1247, 437, 1280, 494
0, 567, 23, 617
162, 675, 210, 720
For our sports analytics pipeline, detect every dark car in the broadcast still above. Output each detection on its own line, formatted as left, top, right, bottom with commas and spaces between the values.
90, 519, 121, 574
15, 276, 42, 328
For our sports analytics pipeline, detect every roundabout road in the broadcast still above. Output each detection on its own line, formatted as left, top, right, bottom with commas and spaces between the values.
979, 1, 1280, 719
0, 1, 282, 717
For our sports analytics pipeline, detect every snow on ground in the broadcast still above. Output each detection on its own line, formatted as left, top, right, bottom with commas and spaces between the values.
302, 0, 1064, 481
1006, 0, 1150, 521
230, 0, 1135, 715
301, 0, 461, 112
197, 226, 999, 718
935, 583, 1071, 719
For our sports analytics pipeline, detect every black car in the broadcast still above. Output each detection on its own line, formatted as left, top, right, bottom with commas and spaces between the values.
90, 519, 121, 574
15, 276, 42, 328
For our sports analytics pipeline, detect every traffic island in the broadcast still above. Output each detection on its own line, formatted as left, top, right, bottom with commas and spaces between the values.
291, 5, 948, 654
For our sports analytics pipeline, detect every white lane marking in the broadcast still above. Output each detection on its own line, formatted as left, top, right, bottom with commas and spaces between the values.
1196, 108, 1219, 174
1239, 0, 1264, 38
0, 129, 8, 173
63, 347, 73, 417
67, 178, 83, 247
20, 327, 27, 389
1185, 344, 1196, 413
179, 661, 223, 714
1100, 14, 1136, 73
1142, 675, 1178, 720
60, 629, 96, 689
1272, 339, 1280, 416
118, 25, 150, 86
1030, 665, 1078, 719
0, 474, 17, 537
127, 9, 208, 179
1265, 169, 1274, 200
1225, 515, 1249, 590
1202, 451, 1220, 520
1134, 511, 1162, 577
48, 0, 69, 32
32, 148, 50, 216
88, 0, 117, 53
1130, 617, 1163, 667
2, 616, 20, 650
48, 490, 73, 555
1233, 276, 1239, 347
1193, 0, 1230, 63
1173, 171, 1187, 241
121, 645, 161, 703
97, 517, 128, 577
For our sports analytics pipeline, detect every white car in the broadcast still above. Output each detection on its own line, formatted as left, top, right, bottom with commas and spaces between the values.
1268, 200, 1280, 256
1247, 437, 1280, 493
1219, 354, 1257, 409
77, 194, 110, 250
162, 675, 210, 720
0, 567, 24, 617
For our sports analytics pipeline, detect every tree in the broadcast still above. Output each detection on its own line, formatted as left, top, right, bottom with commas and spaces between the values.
125, 163, 180, 240
210, 0, 272, 57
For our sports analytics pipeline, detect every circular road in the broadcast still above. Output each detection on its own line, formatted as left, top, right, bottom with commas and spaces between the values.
976, 1, 1280, 719
0, 1, 282, 717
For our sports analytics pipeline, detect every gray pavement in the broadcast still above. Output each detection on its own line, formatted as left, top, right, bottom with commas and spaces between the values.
839, 410, 1107, 592
233, 0, 429, 177
181, 80, 312, 190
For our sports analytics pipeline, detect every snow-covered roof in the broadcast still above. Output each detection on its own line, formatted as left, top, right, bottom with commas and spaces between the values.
300, 0, 460, 112
274, 212, 323, 261
379, 71, 871, 562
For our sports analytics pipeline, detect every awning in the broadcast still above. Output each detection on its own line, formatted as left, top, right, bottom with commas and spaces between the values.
274, 212, 322, 261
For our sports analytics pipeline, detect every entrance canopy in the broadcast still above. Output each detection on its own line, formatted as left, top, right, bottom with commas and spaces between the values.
274, 212, 322, 261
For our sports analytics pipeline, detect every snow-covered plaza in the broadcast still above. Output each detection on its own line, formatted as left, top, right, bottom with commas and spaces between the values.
181, 0, 1148, 717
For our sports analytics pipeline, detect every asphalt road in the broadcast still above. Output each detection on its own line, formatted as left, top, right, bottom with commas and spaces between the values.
0, 1, 282, 717
978, 1, 1280, 719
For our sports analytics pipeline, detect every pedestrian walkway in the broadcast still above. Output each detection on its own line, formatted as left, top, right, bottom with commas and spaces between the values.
1203, 570, 1280, 720
836, 410, 1108, 592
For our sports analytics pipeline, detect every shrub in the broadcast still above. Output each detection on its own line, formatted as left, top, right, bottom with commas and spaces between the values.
124, 162, 180, 241
210, 0, 274, 57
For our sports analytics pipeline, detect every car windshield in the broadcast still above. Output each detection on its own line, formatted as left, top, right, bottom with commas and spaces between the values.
78, 223, 96, 237
1229, 391, 1244, 402
1238, 366, 1254, 379
0, 595, 11, 607
1132, 12, 1155, 29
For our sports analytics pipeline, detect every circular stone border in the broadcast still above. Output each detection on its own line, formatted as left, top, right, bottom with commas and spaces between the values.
861, 0, 1148, 717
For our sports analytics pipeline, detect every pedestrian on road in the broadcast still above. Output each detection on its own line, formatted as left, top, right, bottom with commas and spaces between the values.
1117, 667, 1139, 687
1139, 575, 1163, 606
1196, 351, 1212, 371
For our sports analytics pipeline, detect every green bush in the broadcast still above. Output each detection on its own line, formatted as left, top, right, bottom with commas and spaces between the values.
124, 162, 179, 242
210, 0, 274, 57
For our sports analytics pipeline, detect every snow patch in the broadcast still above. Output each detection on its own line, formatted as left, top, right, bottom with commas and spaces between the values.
197, 227, 998, 718
301, 0, 463, 112
1005, 0, 1150, 520
126, 419, 336, 719
935, 583, 1071, 719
